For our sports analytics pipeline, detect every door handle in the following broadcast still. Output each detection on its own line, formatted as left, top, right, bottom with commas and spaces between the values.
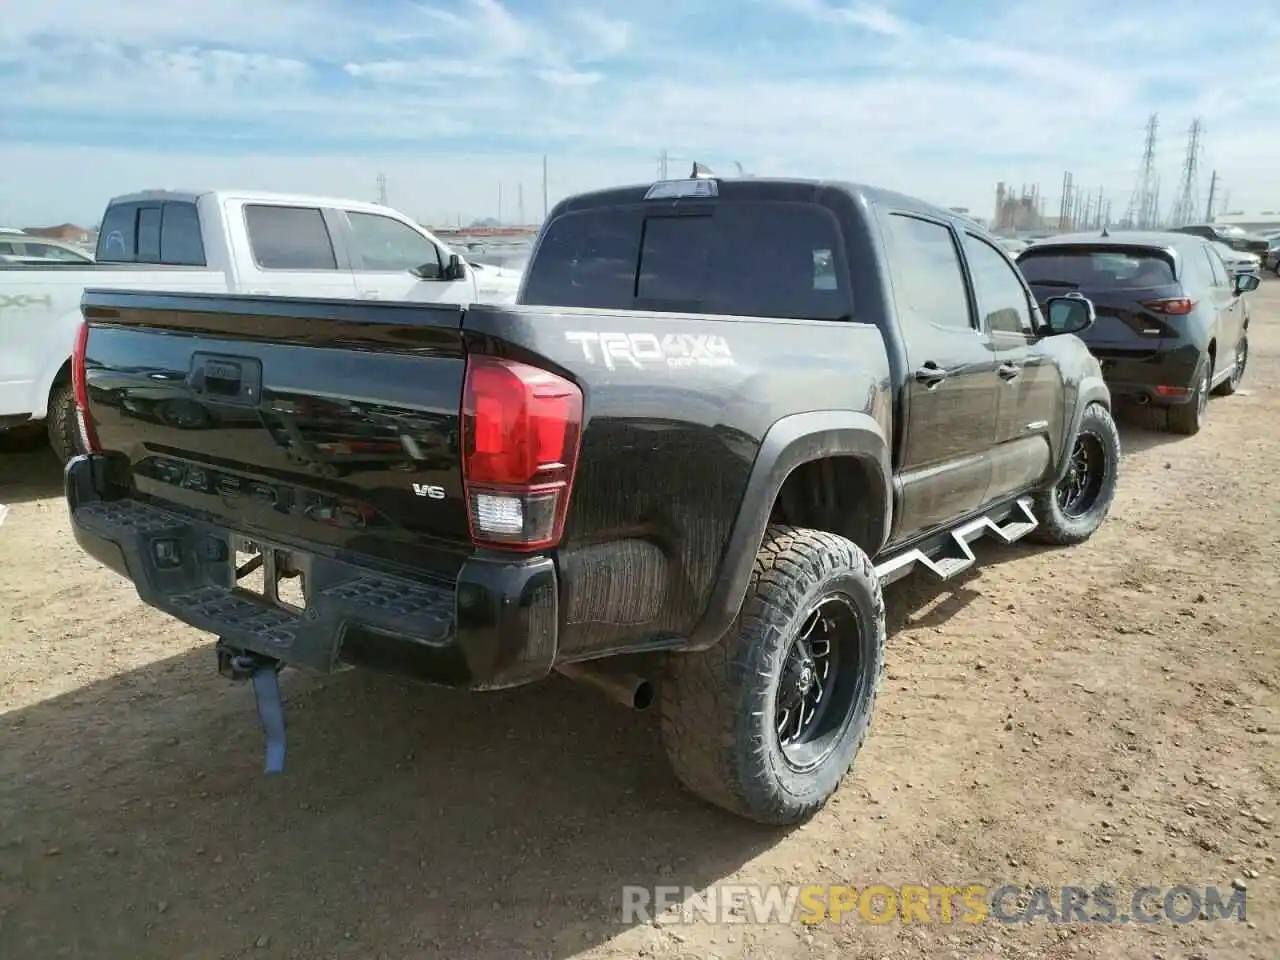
997, 362, 1021, 381
359, 289, 380, 299
914, 363, 948, 386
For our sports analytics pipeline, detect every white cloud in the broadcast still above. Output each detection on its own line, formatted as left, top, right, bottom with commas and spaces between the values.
535, 68, 604, 88
567, 11, 632, 58
776, 0, 911, 37
2, 0, 1277, 226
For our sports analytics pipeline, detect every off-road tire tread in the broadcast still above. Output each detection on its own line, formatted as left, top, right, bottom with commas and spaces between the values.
46, 382, 81, 465
1029, 402, 1120, 546
658, 525, 885, 825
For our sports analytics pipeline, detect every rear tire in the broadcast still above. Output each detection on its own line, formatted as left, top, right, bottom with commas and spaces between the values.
658, 525, 885, 825
1029, 402, 1120, 546
1212, 335, 1247, 397
1166, 356, 1209, 435
46, 382, 83, 465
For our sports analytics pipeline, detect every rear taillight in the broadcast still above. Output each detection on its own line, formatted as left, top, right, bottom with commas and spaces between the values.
71, 319, 101, 453
1141, 297, 1195, 315
461, 355, 583, 551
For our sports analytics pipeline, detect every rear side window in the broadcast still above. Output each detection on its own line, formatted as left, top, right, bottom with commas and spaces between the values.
97, 203, 140, 262
137, 207, 162, 261
1017, 249, 1176, 288
244, 204, 338, 270
880, 213, 972, 331
96, 200, 207, 265
523, 200, 851, 320
160, 202, 206, 265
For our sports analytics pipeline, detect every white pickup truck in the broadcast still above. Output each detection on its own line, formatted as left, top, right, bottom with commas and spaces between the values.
0, 189, 524, 462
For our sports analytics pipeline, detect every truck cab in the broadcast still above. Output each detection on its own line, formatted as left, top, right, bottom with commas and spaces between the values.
94, 189, 522, 304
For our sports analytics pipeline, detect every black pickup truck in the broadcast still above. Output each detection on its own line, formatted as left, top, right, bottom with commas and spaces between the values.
65, 173, 1120, 825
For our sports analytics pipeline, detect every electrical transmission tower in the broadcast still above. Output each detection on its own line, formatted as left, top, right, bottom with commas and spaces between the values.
655, 148, 695, 179
376, 173, 388, 206
1167, 119, 1203, 227
1124, 113, 1160, 229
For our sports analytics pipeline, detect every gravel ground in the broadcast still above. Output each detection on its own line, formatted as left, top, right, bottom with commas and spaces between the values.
1, 283, 1277, 959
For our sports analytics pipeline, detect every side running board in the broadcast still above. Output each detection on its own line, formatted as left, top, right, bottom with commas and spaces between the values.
874, 496, 1038, 587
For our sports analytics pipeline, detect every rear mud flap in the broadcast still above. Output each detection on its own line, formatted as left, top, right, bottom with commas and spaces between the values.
217, 639, 287, 774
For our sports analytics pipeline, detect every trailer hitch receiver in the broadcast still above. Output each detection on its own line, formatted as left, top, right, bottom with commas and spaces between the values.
216, 639, 287, 774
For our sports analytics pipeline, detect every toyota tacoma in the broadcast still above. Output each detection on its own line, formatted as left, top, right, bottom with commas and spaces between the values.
64, 171, 1121, 825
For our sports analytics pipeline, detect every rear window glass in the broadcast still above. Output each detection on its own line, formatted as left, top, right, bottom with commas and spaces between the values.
137, 207, 161, 261
1018, 249, 1176, 288
95, 200, 207, 265
97, 203, 139, 262
160, 202, 207, 266
522, 200, 851, 320
244, 204, 338, 270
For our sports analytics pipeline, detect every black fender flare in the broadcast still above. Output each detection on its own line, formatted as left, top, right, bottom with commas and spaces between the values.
1052, 375, 1111, 485
685, 410, 891, 650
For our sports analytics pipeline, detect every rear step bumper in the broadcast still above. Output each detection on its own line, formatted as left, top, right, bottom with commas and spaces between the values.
64, 454, 559, 691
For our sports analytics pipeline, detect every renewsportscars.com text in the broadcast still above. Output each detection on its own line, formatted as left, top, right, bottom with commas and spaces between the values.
621, 883, 1248, 926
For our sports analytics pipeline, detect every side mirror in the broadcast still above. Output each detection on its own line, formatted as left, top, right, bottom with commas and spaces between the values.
1233, 272, 1260, 296
445, 253, 468, 281
1044, 294, 1096, 336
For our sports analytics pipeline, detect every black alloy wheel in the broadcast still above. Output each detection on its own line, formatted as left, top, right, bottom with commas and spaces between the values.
1056, 432, 1108, 519
774, 595, 867, 773
1028, 401, 1121, 545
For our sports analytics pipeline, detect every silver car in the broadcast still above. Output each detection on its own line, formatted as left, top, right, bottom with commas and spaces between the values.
0, 237, 95, 263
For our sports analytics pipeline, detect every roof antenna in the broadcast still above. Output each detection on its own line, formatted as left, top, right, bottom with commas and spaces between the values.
1100, 226, 1111, 237
690, 162, 714, 178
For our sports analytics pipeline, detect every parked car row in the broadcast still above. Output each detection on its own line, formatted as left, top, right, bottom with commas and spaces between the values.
998, 222, 1275, 280
1016, 230, 1259, 436
1263, 235, 1280, 277
1171, 222, 1272, 256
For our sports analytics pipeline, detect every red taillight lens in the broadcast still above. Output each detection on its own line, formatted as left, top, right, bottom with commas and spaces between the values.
1141, 297, 1195, 315
461, 355, 583, 551
71, 319, 101, 453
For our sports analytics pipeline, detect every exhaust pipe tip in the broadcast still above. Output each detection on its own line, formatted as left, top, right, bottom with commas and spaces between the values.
632, 680, 655, 711
556, 662, 654, 711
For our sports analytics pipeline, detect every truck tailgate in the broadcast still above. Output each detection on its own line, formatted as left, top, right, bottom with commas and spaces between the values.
80, 290, 472, 579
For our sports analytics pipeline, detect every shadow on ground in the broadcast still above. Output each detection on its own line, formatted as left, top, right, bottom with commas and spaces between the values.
1114, 405, 1194, 458
0, 563, 984, 960
0, 446, 61, 506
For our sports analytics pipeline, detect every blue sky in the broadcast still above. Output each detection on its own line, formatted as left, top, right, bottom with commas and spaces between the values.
2, 0, 1276, 225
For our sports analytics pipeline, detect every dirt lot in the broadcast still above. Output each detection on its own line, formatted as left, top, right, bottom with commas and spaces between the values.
2, 285, 1277, 960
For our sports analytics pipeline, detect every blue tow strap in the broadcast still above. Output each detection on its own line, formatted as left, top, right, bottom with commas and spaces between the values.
251, 666, 287, 774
